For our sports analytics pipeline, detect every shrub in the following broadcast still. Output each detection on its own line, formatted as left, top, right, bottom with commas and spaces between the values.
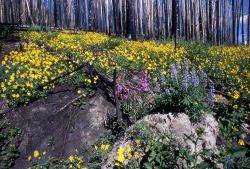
28, 25, 42, 32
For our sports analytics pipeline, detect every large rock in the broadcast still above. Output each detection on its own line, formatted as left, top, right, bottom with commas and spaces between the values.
103, 113, 220, 168
6, 85, 115, 169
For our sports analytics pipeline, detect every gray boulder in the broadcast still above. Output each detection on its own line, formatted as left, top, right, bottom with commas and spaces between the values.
103, 113, 220, 169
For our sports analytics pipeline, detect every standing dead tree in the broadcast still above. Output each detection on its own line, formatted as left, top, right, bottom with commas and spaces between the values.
0, 0, 248, 44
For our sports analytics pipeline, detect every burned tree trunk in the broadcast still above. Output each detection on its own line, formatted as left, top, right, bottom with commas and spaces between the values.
53, 0, 58, 28
248, 0, 250, 45
232, 0, 236, 44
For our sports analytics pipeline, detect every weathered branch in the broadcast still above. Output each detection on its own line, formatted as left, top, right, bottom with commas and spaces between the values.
54, 94, 85, 114
37, 62, 88, 90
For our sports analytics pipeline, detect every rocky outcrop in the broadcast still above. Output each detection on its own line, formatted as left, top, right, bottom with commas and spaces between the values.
6, 85, 115, 169
103, 113, 220, 168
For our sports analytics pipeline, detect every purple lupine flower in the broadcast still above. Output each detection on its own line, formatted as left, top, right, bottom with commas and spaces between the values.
160, 72, 165, 83
166, 73, 171, 81
171, 65, 178, 83
208, 83, 215, 106
191, 67, 199, 87
184, 58, 191, 81
165, 88, 171, 96
196, 76, 200, 87
182, 75, 189, 91
225, 157, 234, 169
200, 69, 208, 86
175, 62, 181, 73
182, 59, 191, 90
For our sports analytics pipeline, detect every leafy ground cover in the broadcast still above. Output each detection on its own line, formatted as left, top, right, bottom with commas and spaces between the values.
0, 30, 249, 168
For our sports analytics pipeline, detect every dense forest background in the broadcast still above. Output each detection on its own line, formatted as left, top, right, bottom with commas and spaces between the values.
0, 0, 249, 45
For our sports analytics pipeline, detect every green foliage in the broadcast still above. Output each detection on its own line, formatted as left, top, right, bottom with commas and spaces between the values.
27, 153, 88, 169
1, 30, 249, 168
143, 135, 181, 169
143, 129, 219, 169
28, 25, 42, 32
157, 70, 211, 122
126, 122, 153, 144
218, 116, 250, 169
0, 117, 21, 169
87, 133, 116, 169
121, 93, 153, 124
59, 70, 87, 86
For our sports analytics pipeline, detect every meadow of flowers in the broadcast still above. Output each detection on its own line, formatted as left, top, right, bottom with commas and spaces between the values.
18, 31, 250, 111
0, 43, 74, 104
0, 30, 249, 168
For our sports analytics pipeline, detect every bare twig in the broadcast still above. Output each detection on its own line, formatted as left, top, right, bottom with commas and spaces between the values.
54, 95, 85, 114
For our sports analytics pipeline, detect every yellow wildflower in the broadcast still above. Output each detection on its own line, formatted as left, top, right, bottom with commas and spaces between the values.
133, 151, 140, 159
232, 127, 239, 132
68, 155, 74, 162
117, 146, 125, 163
233, 105, 238, 109
27, 156, 32, 161
238, 139, 245, 146
115, 162, 121, 166
33, 150, 39, 158
125, 144, 132, 153
128, 153, 133, 159
233, 91, 240, 100
117, 146, 124, 155
76, 88, 82, 94
135, 139, 141, 147
100, 144, 110, 151
117, 154, 125, 163
87, 79, 92, 84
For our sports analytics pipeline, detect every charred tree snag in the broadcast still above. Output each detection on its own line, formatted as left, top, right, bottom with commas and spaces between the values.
0, 0, 248, 44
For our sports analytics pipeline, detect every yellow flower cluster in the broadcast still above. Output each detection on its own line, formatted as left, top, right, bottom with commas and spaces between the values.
20, 31, 45, 43
115, 140, 141, 167
27, 150, 46, 161
109, 40, 187, 73
94, 143, 110, 151
45, 32, 120, 69
68, 154, 87, 169
27, 149, 88, 169
207, 46, 249, 94
22, 31, 188, 76
238, 139, 245, 146
0, 43, 73, 102
15, 31, 249, 109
